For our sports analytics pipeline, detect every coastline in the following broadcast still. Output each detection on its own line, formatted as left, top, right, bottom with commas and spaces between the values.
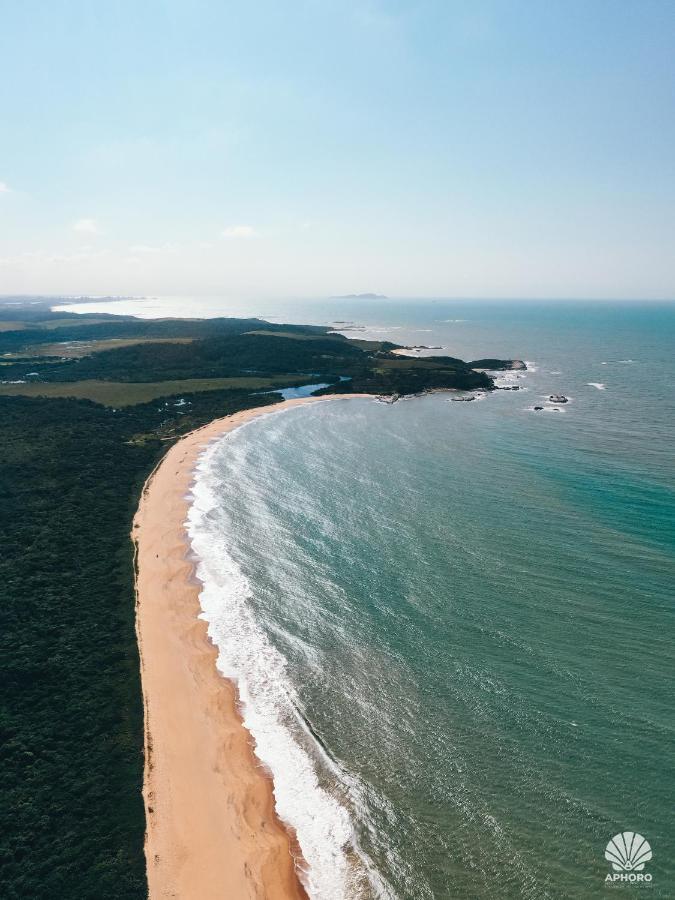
132, 394, 369, 900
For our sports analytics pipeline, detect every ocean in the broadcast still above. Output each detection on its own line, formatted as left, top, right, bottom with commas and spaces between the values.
66, 297, 675, 897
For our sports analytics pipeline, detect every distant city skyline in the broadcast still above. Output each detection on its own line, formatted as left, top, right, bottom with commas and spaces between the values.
1, 1, 674, 300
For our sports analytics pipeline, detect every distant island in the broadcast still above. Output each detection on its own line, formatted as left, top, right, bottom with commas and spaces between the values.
332, 292, 388, 299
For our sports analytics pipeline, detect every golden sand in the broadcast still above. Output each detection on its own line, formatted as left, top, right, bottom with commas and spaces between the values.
133, 395, 368, 898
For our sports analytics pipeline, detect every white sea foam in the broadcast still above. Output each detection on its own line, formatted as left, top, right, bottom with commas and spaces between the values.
186, 423, 394, 900
527, 405, 566, 414
492, 371, 522, 387
524, 360, 538, 372
365, 326, 402, 333
447, 392, 487, 403
587, 382, 606, 390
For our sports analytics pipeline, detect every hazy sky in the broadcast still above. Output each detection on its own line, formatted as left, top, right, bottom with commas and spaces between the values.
1, 1, 674, 300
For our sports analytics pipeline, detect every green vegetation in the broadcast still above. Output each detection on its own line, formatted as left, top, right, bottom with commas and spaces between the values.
0, 298, 516, 897
1, 397, 151, 898
4, 337, 196, 359
0, 388, 282, 899
0, 375, 311, 407
468, 358, 526, 371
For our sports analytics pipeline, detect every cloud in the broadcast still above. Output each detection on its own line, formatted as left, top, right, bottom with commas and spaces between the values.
72, 218, 100, 235
0, 181, 11, 193
128, 242, 180, 256
221, 224, 256, 239
129, 244, 161, 254
0, 248, 109, 267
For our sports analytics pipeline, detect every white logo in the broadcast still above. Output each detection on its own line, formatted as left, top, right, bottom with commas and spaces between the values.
604, 832, 652, 884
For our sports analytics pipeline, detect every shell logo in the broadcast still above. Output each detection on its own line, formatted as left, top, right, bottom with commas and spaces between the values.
605, 832, 652, 872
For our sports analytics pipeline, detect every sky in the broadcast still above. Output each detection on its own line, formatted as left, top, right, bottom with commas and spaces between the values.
1, 0, 674, 300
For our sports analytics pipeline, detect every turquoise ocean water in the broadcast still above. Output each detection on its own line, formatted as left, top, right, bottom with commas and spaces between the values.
65, 298, 675, 897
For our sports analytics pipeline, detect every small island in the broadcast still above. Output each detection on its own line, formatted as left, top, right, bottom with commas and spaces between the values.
332, 292, 388, 300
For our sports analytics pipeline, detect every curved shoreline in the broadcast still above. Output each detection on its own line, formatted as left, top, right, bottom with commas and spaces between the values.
132, 394, 369, 899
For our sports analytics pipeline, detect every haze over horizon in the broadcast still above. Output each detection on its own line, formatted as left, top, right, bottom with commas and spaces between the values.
1, 1, 674, 300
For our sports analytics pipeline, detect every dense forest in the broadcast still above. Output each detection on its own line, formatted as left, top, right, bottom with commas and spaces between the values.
0, 389, 282, 899
0, 299, 516, 897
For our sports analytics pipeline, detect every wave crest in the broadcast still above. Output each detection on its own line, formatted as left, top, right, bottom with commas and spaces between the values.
186, 434, 391, 899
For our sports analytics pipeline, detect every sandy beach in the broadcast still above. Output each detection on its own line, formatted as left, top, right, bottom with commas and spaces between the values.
132, 394, 367, 900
